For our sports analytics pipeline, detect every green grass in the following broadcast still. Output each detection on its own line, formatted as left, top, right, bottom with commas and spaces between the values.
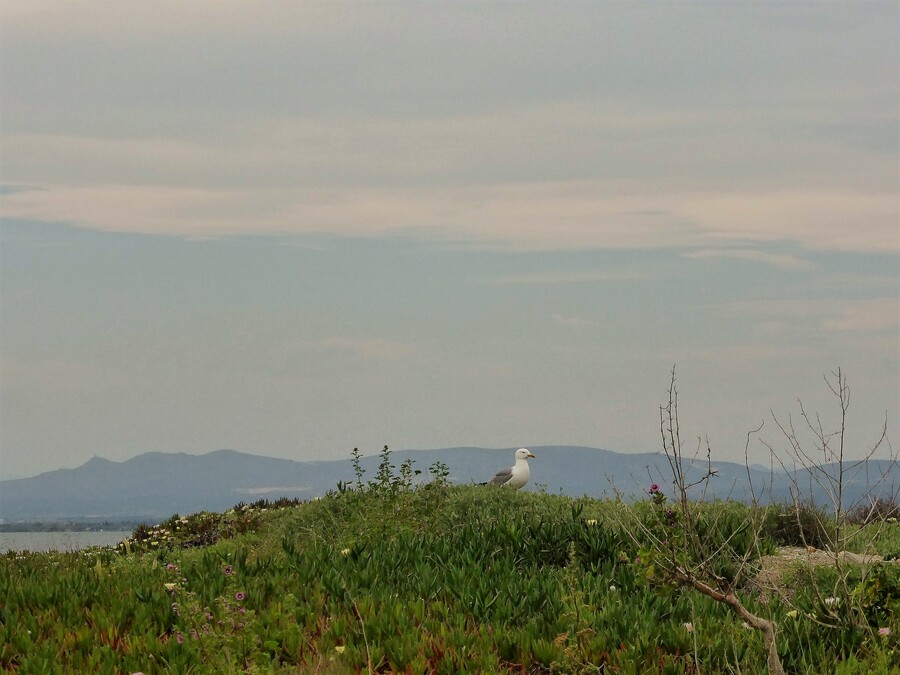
2, 484, 898, 673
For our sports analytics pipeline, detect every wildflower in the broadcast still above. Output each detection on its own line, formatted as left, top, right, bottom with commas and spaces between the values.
164, 583, 177, 591
176, 633, 183, 644
887, 517, 897, 523
649, 483, 660, 494
824, 597, 837, 606
223, 564, 233, 575
150, 541, 159, 547
335, 645, 346, 654
878, 627, 891, 636
741, 622, 751, 630
235, 591, 246, 602
683, 622, 694, 633
340, 548, 351, 556
609, 585, 617, 592
586, 519, 597, 526
787, 610, 799, 618
166, 563, 177, 570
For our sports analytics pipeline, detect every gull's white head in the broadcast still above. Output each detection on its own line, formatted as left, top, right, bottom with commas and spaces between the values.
515, 448, 536, 460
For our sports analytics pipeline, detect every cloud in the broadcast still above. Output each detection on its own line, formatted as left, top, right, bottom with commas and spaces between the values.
821, 298, 900, 333
290, 337, 419, 362
491, 270, 652, 285
551, 314, 605, 329
683, 248, 815, 269
1, 4, 896, 255
713, 297, 900, 338
3, 178, 895, 254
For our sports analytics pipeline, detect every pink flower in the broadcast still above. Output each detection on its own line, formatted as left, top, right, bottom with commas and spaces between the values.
235, 591, 246, 602
878, 627, 891, 636
223, 565, 233, 575
649, 483, 660, 494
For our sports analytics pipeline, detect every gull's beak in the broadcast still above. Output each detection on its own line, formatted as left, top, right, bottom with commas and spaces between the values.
527, 452, 536, 458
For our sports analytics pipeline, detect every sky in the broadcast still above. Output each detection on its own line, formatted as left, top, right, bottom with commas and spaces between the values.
1, 1, 898, 480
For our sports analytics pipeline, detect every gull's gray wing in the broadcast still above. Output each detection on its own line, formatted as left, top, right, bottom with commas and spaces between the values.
488, 466, 513, 485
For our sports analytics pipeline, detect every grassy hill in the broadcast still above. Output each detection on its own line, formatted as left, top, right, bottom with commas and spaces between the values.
3, 468, 898, 673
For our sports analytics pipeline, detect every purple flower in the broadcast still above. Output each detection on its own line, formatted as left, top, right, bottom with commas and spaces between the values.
235, 591, 246, 602
879, 627, 891, 636
165, 563, 177, 570
176, 633, 183, 644
649, 483, 660, 494
223, 565, 233, 575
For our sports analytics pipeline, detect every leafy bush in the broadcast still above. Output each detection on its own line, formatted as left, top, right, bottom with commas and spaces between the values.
761, 501, 837, 549
847, 498, 900, 526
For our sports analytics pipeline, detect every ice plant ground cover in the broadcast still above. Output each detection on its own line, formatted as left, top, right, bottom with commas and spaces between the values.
1, 477, 898, 673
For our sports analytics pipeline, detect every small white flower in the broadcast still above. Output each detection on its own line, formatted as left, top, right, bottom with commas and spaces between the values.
586, 519, 598, 526
824, 597, 837, 606
609, 585, 617, 592
741, 622, 752, 630
683, 622, 694, 633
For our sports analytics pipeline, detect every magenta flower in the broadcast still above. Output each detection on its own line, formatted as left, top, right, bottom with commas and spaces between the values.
235, 591, 246, 602
878, 627, 891, 636
649, 483, 660, 494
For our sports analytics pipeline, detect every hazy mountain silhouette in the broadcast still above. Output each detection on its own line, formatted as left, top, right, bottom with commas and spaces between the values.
0, 446, 895, 522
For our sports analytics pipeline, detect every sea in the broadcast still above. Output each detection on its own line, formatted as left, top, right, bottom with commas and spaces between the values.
1, 531, 131, 553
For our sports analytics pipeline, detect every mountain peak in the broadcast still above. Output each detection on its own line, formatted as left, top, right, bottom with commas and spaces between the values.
82, 455, 113, 468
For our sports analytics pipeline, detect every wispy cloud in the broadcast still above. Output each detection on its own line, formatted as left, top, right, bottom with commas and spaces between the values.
551, 313, 604, 329
712, 297, 900, 337
492, 270, 652, 285
293, 337, 420, 361
4, 180, 896, 254
683, 248, 814, 270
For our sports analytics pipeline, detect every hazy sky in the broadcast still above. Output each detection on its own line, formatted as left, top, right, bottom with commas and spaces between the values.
1, 2, 898, 480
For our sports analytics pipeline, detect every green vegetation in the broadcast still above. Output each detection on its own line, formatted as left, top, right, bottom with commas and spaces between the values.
1, 450, 897, 674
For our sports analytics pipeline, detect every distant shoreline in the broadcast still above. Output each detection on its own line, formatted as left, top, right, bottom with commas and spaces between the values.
0, 520, 145, 533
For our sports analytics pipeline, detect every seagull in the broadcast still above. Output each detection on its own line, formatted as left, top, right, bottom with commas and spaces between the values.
482, 448, 536, 489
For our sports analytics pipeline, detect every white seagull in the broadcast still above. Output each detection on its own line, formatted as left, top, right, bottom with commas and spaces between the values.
482, 448, 536, 489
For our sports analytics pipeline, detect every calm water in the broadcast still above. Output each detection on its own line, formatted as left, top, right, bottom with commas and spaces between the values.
1, 531, 131, 553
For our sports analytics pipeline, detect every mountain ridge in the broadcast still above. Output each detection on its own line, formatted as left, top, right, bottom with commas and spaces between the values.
0, 446, 895, 523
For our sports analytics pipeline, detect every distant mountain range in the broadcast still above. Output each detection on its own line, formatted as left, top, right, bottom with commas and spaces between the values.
0, 446, 896, 523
